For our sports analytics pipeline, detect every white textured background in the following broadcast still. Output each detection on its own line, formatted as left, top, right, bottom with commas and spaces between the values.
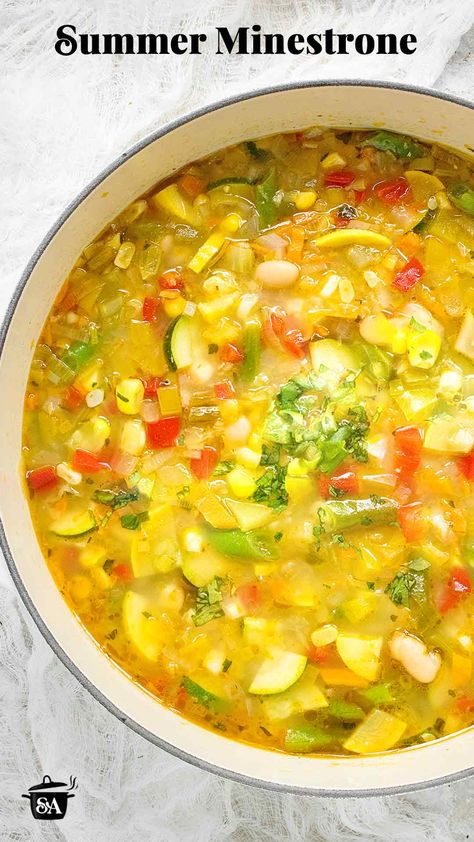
1, 2, 474, 839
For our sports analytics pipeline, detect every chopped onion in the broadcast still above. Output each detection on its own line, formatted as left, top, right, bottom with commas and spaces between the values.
183, 301, 196, 317
141, 449, 173, 475
255, 232, 287, 252
42, 395, 61, 415
110, 450, 138, 477
140, 400, 161, 423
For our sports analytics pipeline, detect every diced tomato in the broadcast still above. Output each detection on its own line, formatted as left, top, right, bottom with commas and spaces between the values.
320, 470, 358, 499
147, 416, 181, 448
457, 696, 474, 714
63, 385, 84, 411
214, 380, 235, 400
113, 563, 133, 582
437, 567, 472, 614
72, 449, 111, 474
353, 189, 367, 205
159, 269, 184, 290
281, 320, 307, 358
178, 174, 205, 198
190, 446, 220, 480
142, 297, 159, 322
392, 257, 425, 292
220, 343, 244, 364
398, 502, 427, 542
264, 308, 307, 358
307, 645, 331, 664
236, 583, 261, 611
324, 171, 355, 188
375, 176, 412, 205
294, 132, 304, 144
27, 465, 57, 491
175, 685, 187, 709
458, 452, 474, 480
394, 425, 423, 480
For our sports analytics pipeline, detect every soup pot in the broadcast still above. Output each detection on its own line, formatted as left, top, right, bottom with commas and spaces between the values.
1, 81, 473, 796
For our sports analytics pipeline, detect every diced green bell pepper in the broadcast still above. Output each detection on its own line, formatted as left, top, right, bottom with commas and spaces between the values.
61, 341, 95, 372
317, 497, 398, 533
449, 182, 474, 217
362, 131, 424, 159
284, 723, 336, 753
240, 323, 261, 383
256, 170, 278, 229
203, 525, 278, 559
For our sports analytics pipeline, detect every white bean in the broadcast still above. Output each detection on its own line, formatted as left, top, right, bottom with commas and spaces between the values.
255, 259, 300, 289
389, 630, 441, 684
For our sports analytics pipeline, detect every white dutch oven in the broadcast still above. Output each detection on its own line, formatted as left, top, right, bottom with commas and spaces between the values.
1, 81, 473, 796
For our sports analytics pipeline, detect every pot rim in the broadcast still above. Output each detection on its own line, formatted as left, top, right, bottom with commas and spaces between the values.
2, 79, 474, 798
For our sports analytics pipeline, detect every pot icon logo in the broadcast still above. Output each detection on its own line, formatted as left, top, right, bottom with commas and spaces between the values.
22, 774, 77, 821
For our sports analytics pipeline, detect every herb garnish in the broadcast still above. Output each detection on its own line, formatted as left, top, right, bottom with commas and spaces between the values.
193, 576, 228, 627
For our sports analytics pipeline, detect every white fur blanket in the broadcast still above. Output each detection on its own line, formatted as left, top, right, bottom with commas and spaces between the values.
1, 1, 474, 838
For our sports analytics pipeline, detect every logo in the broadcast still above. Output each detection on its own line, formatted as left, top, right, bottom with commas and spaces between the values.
22, 775, 77, 821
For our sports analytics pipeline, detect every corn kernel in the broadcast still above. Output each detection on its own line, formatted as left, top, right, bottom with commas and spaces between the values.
392, 328, 408, 355
227, 466, 256, 498
116, 378, 145, 415
321, 152, 346, 170
254, 562, 279, 577
80, 545, 107, 569
294, 190, 317, 211
163, 296, 186, 318
311, 624, 338, 647
198, 293, 239, 323
219, 398, 239, 423
235, 446, 261, 470
338, 277, 355, 304
120, 418, 146, 455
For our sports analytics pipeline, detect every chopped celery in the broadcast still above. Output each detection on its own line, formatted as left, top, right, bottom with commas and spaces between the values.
125, 220, 163, 243
256, 170, 278, 229
362, 131, 424, 159
355, 342, 393, 384
38, 345, 75, 385
218, 241, 255, 274
61, 341, 94, 372
138, 242, 162, 280
449, 182, 474, 217
455, 311, 474, 362
240, 322, 261, 383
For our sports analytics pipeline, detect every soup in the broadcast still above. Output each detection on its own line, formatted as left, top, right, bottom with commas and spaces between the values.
22, 128, 474, 756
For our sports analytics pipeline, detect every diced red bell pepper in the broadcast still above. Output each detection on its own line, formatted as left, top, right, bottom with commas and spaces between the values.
159, 269, 184, 290
190, 446, 220, 480
63, 385, 84, 411
324, 171, 355, 188
236, 583, 261, 611
281, 318, 308, 359
142, 296, 159, 322
143, 375, 170, 398
394, 425, 423, 480
220, 343, 244, 364
333, 215, 350, 228
113, 563, 133, 582
72, 449, 111, 474
375, 176, 412, 205
392, 257, 425, 292
320, 470, 358, 499
307, 645, 331, 664
457, 696, 474, 714
147, 416, 181, 448
27, 465, 57, 491
458, 452, 474, 481
437, 567, 472, 614
214, 380, 235, 400
398, 502, 427, 542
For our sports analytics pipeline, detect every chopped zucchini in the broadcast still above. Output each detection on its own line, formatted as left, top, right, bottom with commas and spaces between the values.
50, 509, 97, 538
310, 338, 359, 385
163, 315, 194, 371
181, 676, 228, 712
336, 634, 383, 681
343, 709, 407, 754
225, 498, 275, 531
123, 591, 166, 661
262, 665, 327, 720
248, 648, 307, 695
